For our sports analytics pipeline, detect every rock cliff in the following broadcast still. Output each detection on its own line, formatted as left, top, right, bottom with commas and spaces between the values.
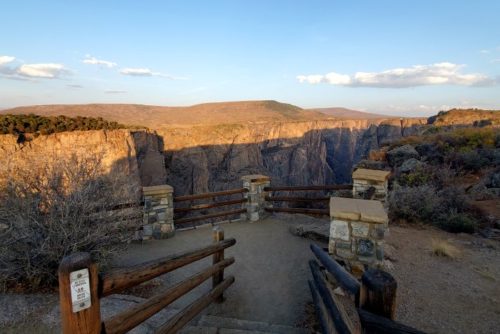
158, 118, 426, 194
0, 118, 427, 196
0, 130, 151, 200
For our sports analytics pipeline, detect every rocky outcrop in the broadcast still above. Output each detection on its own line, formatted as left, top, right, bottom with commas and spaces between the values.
0, 130, 162, 200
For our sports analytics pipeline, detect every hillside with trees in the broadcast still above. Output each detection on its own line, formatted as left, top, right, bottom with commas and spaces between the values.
0, 114, 127, 136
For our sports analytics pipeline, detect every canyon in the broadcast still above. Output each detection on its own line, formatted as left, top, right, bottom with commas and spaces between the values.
0, 112, 426, 196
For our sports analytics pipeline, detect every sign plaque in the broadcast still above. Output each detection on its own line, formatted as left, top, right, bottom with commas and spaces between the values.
69, 268, 91, 312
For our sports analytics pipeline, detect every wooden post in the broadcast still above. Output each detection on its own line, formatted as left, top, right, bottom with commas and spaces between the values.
212, 226, 224, 303
58, 252, 101, 334
360, 268, 397, 320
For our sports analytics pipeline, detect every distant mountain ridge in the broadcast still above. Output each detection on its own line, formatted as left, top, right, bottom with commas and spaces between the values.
1, 100, 391, 129
310, 107, 395, 119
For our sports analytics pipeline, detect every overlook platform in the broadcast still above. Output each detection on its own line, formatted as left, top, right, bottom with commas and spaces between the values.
112, 218, 317, 330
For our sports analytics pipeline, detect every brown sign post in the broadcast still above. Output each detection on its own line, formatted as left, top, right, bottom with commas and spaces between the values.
58, 252, 101, 334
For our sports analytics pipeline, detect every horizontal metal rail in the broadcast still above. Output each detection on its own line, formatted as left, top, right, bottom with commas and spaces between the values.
264, 184, 352, 192
174, 198, 246, 213
174, 188, 248, 202
265, 207, 329, 215
174, 208, 246, 225
265, 196, 330, 202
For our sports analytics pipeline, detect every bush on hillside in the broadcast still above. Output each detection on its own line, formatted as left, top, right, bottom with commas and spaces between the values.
388, 185, 479, 233
0, 114, 126, 136
0, 153, 140, 291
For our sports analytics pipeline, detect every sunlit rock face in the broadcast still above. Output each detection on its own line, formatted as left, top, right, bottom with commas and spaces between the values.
159, 118, 425, 194
0, 118, 426, 196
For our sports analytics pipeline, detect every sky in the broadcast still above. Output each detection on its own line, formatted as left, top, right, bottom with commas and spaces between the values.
1, 1, 499, 116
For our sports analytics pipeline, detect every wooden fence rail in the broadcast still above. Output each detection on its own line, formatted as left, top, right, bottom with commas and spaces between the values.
58, 228, 236, 334
264, 184, 352, 217
264, 196, 330, 202
173, 187, 248, 227
101, 238, 236, 296
264, 184, 352, 192
174, 198, 247, 213
174, 188, 248, 202
265, 207, 329, 216
308, 244, 426, 334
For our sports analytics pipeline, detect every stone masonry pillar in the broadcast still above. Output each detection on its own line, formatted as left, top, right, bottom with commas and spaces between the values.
241, 175, 271, 222
352, 168, 391, 202
142, 184, 175, 240
329, 197, 388, 276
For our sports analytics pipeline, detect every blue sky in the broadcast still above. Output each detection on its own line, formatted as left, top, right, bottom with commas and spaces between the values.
1, 1, 499, 116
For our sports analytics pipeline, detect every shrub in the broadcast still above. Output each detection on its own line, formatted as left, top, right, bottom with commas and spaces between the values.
0, 153, 140, 291
436, 211, 477, 233
450, 150, 491, 172
388, 185, 440, 223
388, 185, 479, 233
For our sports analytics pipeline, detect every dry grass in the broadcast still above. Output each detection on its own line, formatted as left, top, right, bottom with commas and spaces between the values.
431, 239, 461, 259
473, 267, 496, 281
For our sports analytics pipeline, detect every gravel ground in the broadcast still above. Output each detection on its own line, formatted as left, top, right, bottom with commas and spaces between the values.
384, 224, 500, 334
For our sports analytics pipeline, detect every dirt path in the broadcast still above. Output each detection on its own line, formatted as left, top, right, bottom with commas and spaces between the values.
112, 218, 315, 327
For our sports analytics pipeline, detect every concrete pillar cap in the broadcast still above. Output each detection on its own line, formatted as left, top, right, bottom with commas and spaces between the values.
143, 184, 174, 196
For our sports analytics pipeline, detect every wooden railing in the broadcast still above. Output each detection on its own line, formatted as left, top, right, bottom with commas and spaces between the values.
58, 227, 235, 334
173, 188, 248, 226
264, 184, 352, 216
309, 244, 426, 334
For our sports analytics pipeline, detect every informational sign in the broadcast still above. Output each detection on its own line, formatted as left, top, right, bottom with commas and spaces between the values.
70, 268, 91, 313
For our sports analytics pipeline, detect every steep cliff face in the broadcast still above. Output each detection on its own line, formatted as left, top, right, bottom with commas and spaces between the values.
0, 118, 427, 197
0, 130, 163, 200
159, 118, 426, 194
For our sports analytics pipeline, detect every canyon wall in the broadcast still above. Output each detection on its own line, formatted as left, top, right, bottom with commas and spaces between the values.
0, 118, 427, 197
158, 118, 426, 195
0, 130, 149, 201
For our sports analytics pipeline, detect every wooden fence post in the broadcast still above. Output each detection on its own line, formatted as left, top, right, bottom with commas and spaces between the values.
58, 252, 101, 334
212, 226, 225, 303
360, 268, 397, 320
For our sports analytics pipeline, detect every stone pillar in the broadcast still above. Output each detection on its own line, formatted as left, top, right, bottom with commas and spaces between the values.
352, 168, 391, 202
241, 175, 271, 222
142, 184, 174, 240
329, 197, 388, 275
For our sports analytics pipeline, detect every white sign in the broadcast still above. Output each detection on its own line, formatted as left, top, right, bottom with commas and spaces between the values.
70, 268, 91, 313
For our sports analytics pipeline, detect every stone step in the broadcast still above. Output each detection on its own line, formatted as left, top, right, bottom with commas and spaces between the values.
179, 325, 218, 334
197, 315, 309, 334
180, 326, 275, 334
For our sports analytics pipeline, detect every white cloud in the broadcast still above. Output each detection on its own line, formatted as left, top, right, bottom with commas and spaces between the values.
83, 55, 117, 68
17, 63, 69, 78
120, 68, 156, 76
0, 56, 15, 66
104, 90, 127, 94
120, 67, 186, 80
480, 49, 490, 54
297, 62, 495, 88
